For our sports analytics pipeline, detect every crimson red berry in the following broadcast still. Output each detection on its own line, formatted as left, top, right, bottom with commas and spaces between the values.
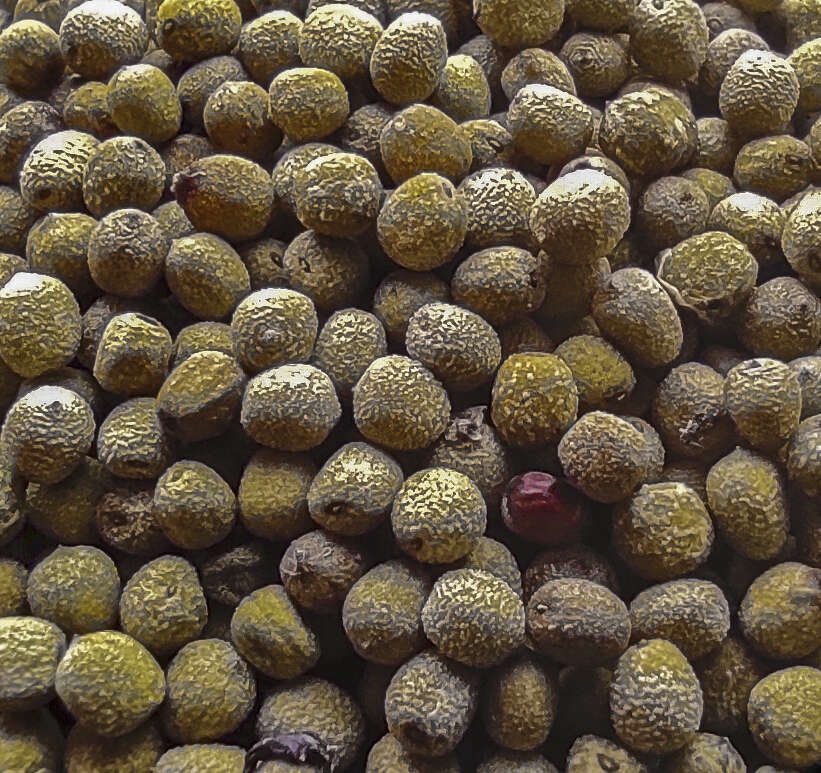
502, 471, 588, 546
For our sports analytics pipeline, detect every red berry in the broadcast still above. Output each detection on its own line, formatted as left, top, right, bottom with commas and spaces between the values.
502, 471, 588, 546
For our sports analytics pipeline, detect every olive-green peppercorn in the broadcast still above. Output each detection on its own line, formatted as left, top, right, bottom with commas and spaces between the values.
177, 55, 248, 130
635, 176, 709, 253
385, 649, 478, 757
739, 562, 821, 660
0, 709, 64, 773
25, 212, 97, 303
283, 230, 369, 314
198, 541, 270, 608
161, 638, 255, 744
156, 0, 241, 61
613, 482, 713, 580
63, 720, 165, 773
528, 575, 626, 668
0, 253, 25, 287
367, 733, 459, 772
62, 81, 117, 139
391, 467, 486, 564
26, 545, 119, 635
293, 151, 381, 237
499, 317, 554, 358
235, 237, 287, 292
782, 188, 821, 286
694, 117, 741, 174
55, 630, 165, 738
256, 677, 365, 771
566, 735, 647, 773
230, 584, 319, 679
664, 733, 745, 773
372, 269, 450, 343
720, 51, 799, 140
429, 55, 489, 122
790, 355, 821, 419
561, 33, 629, 99
0, 101, 61, 186
460, 119, 514, 173
748, 666, 821, 769
241, 363, 341, 451
0, 616, 65, 711
96, 482, 170, 557
599, 88, 697, 179
268, 66, 349, 141
0, 20, 62, 94
554, 335, 635, 411
1, 386, 94, 484
369, 12, 446, 104
106, 64, 182, 144
379, 103, 472, 184
87, 209, 169, 298
724, 358, 802, 451
611, 639, 703, 754
786, 414, 821, 497
0, 559, 28, 617
523, 545, 619, 602
271, 141, 337, 214
0, 186, 38, 255
92, 312, 171, 397
0, 272, 81, 378
237, 10, 302, 85
238, 449, 315, 540
422, 568, 524, 668
97, 397, 174, 479
500, 48, 574, 101
734, 135, 813, 201
473, 0, 562, 47
170, 322, 233, 368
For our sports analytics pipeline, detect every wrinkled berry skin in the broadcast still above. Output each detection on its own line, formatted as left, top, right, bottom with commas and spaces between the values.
501, 471, 588, 546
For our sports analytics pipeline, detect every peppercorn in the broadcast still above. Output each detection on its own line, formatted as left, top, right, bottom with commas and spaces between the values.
0, 20, 62, 94
565, 735, 647, 773
106, 64, 182, 144
156, 0, 241, 62
236, 9, 302, 85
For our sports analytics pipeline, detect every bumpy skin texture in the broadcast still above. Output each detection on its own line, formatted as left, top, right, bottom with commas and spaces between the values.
385, 649, 478, 757
458, 537, 522, 595
155, 744, 246, 773
308, 442, 402, 536
724, 358, 802, 452
527, 578, 629, 666
611, 639, 703, 755
523, 545, 619, 601
629, 0, 708, 83
161, 638, 255, 743
87, 209, 169, 298
64, 721, 165, 773
706, 447, 789, 561
739, 562, 821, 660
154, 461, 236, 550
791, 356, 821, 419
665, 733, 745, 773
119, 555, 207, 657
241, 364, 341, 451
367, 733, 459, 772
451, 247, 545, 326
92, 313, 172, 397
342, 558, 430, 665
156, 0, 241, 61
0, 186, 38, 255
0, 559, 28, 616
0, 272, 81, 379
629, 579, 729, 661
230, 288, 317, 374
734, 136, 812, 202
353, 355, 450, 451
613, 482, 713, 581
392, 467, 486, 564
373, 270, 450, 343
651, 363, 734, 461
787, 415, 821, 497
0, 616, 65, 711
719, 51, 799, 140
432, 54, 491, 122
530, 169, 629, 262
19, 130, 99, 213
565, 735, 648, 772
272, 142, 337, 213
55, 630, 165, 738
106, 64, 182, 145
474, 0, 563, 47
82, 137, 164, 218
740, 278, 821, 361
230, 584, 319, 679
599, 89, 697, 178
176, 55, 248, 130
592, 268, 683, 368
501, 48, 574, 102
478, 751, 559, 773
0, 20, 62, 94
789, 39, 821, 112
422, 568, 525, 668
27, 545, 119, 635
694, 117, 739, 174
378, 173, 467, 270
657, 231, 758, 324
165, 234, 250, 321
173, 154, 272, 243
63, 81, 118, 139
0, 709, 64, 773
283, 230, 369, 314
236, 9, 302, 84
555, 334, 634, 410
269, 66, 349, 141
561, 33, 629, 99
379, 104, 471, 184
699, 29, 769, 97
0, 101, 61, 185
783, 189, 821, 286
369, 12, 447, 104
508, 85, 592, 166
482, 653, 556, 751
59, 0, 148, 80
96, 482, 169, 557
256, 677, 365, 771
171, 322, 233, 367
2, 385, 94, 485
97, 398, 173, 479
237, 237, 288, 292
558, 412, 653, 503
238, 449, 316, 541
635, 176, 709, 253
748, 667, 821, 769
